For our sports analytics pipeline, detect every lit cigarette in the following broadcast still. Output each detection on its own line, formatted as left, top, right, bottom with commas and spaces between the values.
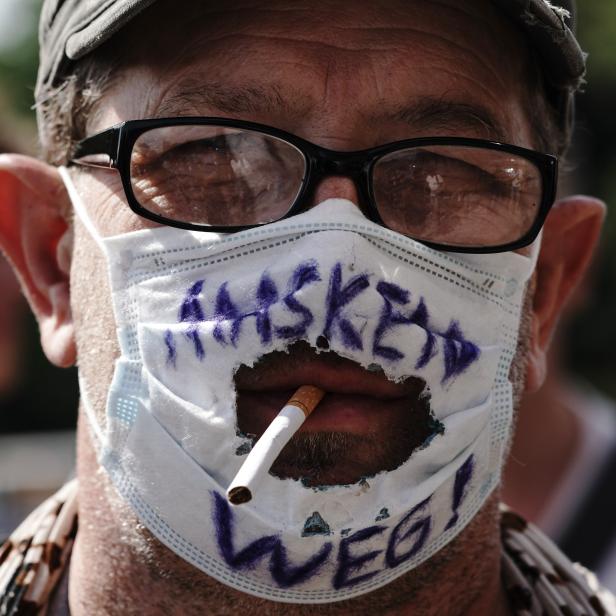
227, 385, 325, 505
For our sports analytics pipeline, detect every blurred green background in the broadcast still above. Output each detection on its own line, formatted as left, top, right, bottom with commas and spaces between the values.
0, 0, 614, 435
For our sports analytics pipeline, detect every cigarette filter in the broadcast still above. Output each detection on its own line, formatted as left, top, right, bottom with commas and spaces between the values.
227, 385, 325, 505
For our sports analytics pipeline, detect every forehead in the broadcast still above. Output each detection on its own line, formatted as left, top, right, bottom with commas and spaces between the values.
92, 0, 535, 147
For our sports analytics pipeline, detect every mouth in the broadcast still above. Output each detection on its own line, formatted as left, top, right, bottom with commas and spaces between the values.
234, 342, 439, 486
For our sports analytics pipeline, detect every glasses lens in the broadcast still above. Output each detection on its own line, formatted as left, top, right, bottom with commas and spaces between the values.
129, 125, 306, 227
372, 145, 543, 248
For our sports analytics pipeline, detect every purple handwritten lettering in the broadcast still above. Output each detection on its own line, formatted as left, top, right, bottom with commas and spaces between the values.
276, 262, 320, 340
179, 280, 206, 360
214, 274, 280, 347
445, 455, 475, 530
333, 525, 386, 589
385, 497, 432, 568
323, 263, 370, 350
373, 281, 414, 361
212, 492, 332, 588
179, 280, 205, 323
411, 298, 438, 370
213, 283, 242, 346
164, 329, 177, 367
255, 273, 279, 344
442, 321, 480, 382
170, 265, 481, 382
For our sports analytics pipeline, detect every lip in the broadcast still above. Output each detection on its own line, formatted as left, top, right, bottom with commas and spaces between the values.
234, 343, 427, 436
234, 346, 424, 397
237, 389, 423, 435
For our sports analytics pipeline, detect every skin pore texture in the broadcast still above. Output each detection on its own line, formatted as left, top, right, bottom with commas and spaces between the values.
0, 0, 606, 614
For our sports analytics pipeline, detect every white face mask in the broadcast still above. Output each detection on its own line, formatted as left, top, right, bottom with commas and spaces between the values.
60, 167, 538, 603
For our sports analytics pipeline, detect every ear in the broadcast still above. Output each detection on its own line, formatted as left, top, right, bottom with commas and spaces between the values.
525, 196, 606, 392
0, 154, 76, 367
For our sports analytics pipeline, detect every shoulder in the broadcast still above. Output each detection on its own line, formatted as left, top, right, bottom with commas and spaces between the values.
0, 479, 77, 614
501, 507, 616, 615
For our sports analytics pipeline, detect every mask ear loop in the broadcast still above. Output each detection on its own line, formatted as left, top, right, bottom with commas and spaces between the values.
528, 230, 543, 271
58, 166, 109, 451
58, 166, 107, 253
77, 372, 106, 453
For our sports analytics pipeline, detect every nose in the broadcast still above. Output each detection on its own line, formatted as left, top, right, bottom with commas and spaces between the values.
310, 177, 367, 214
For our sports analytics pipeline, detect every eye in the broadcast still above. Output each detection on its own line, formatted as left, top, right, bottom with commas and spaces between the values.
387, 151, 511, 198
129, 125, 306, 227
372, 145, 542, 247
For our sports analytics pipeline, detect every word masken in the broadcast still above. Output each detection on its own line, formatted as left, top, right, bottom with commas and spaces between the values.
164, 261, 480, 382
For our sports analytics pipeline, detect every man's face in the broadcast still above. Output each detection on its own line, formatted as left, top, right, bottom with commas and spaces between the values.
71, 0, 537, 485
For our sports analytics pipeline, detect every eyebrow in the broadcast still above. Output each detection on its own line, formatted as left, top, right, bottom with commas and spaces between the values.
156, 79, 294, 117
388, 96, 508, 142
155, 80, 508, 142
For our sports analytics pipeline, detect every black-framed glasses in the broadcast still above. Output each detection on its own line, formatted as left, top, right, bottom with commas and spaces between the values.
69, 117, 558, 253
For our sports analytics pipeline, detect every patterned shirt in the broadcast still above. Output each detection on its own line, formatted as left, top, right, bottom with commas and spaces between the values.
1, 481, 614, 615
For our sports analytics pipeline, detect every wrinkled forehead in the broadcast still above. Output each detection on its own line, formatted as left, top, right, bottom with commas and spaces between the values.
91, 0, 535, 146
38, 0, 586, 146
124, 0, 530, 89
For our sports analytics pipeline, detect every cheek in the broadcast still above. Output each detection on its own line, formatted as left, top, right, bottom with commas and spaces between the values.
70, 221, 121, 421
80, 171, 161, 236
508, 282, 535, 407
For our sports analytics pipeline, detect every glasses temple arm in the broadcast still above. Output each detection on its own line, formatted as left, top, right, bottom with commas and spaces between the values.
69, 128, 119, 169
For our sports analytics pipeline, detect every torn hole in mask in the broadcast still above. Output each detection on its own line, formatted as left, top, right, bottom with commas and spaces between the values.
232, 341, 442, 488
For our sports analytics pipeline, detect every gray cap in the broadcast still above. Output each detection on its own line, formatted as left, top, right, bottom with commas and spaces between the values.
36, 0, 586, 135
